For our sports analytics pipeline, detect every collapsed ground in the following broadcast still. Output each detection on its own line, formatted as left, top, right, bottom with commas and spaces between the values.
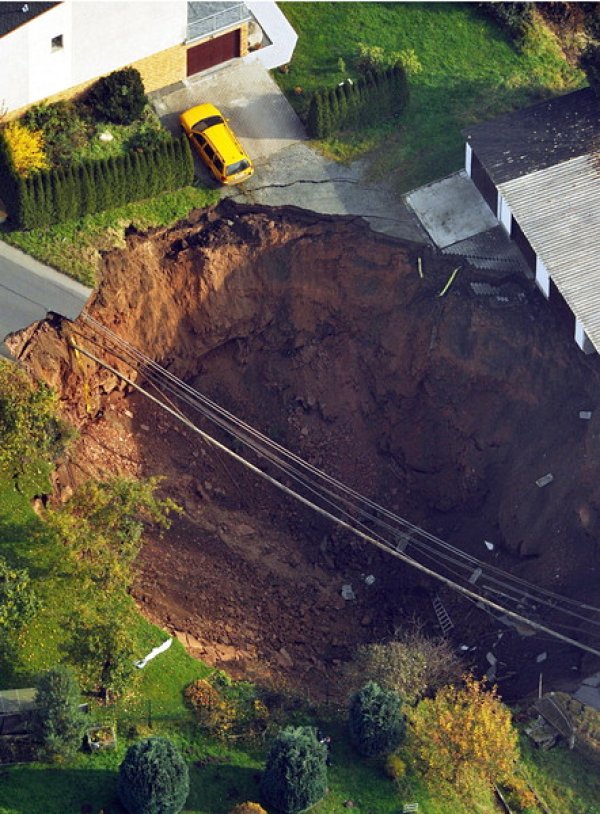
11, 202, 600, 702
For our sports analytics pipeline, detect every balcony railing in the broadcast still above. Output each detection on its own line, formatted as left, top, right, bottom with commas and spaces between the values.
187, 2, 252, 43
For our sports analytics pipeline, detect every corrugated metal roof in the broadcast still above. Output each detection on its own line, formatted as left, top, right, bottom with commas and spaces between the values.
498, 154, 600, 350
465, 88, 600, 185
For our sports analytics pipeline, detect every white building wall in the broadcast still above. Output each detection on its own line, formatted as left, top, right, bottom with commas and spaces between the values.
575, 318, 595, 354
465, 142, 472, 177
535, 256, 550, 299
1, 1, 187, 113
497, 193, 512, 234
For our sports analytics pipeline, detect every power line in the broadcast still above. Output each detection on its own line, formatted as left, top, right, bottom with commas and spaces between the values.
69, 329, 600, 659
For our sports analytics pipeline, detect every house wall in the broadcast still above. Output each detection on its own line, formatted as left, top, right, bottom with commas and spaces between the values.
497, 193, 512, 233
575, 319, 595, 354
1, 1, 187, 115
535, 257, 550, 299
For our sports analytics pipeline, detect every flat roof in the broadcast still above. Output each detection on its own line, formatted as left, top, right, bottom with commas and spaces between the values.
0, 2, 58, 39
498, 154, 600, 350
465, 88, 600, 185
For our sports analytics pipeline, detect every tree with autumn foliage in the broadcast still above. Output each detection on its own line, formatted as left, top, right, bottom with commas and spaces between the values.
406, 675, 523, 801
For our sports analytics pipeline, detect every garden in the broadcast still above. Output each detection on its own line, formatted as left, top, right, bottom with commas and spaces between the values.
0, 66, 218, 285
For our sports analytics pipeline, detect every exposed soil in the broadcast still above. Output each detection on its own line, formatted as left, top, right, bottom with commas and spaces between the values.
11, 201, 600, 702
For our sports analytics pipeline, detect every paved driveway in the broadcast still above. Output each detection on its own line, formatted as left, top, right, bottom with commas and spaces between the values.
152, 60, 426, 244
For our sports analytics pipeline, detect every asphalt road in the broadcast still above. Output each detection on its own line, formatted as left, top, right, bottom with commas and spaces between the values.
0, 240, 91, 358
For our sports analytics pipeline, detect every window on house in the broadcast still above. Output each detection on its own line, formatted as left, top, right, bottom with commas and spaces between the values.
51, 34, 63, 52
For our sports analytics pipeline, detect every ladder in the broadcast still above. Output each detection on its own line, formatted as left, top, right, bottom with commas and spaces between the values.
432, 594, 454, 636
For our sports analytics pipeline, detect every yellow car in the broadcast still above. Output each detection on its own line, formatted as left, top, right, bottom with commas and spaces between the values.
179, 103, 254, 186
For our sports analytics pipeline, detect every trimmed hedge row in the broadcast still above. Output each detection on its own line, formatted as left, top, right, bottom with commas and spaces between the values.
0, 134, 194, 230
306, 65, 409, 139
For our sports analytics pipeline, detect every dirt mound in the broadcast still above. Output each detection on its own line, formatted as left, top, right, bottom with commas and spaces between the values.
12, 202, 600, 700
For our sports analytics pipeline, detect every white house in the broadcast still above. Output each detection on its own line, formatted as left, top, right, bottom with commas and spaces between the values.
464, 87, 600, 354
0, 0, 297, 118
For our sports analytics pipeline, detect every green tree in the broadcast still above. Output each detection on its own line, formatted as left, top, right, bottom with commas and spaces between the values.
0, 359, 71, 489
118, 737, 190, 814
67, 601, 136, 698
261, 726, 327, 814
0, 556, 39, 644
87, 67, 147, 125
44, 476, 178, 591
349, 681, 405, 757
32, 665, 86, 761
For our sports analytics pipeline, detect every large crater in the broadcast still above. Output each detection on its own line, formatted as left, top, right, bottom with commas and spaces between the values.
13, 202, 600, 700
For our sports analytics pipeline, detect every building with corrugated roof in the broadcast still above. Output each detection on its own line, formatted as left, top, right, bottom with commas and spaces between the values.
464, 87, 600, 354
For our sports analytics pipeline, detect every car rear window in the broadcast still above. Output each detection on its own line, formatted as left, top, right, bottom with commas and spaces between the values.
226, 159, 251, 176
192, 115, 224, 132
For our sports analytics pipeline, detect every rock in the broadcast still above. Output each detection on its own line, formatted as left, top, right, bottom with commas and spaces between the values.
235, 523, 255, 536
140, 423, 150, 432
276, 647, 294, 668
360, 612, 373, 626
99, 131, 114, 142
123, 409, 134, 419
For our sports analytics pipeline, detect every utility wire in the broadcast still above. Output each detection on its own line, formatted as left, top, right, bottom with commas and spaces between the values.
69, 333, 600, 659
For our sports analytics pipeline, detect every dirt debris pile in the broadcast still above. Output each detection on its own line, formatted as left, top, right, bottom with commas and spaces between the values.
12, 202, 600, 699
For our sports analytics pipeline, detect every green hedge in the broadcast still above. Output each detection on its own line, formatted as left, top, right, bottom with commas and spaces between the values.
0, 134, 194, 230
306, 65, 409, 139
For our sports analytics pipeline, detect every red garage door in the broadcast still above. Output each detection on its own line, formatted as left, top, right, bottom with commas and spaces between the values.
187, 29, 241, 76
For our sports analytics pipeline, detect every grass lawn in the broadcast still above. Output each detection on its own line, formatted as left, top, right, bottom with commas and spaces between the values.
0, 185, 219, 287
276, 2, 585, 191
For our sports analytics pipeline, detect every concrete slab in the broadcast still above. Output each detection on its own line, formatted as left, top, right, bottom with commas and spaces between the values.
405, 170, 498, 249
151, 59, 306, 163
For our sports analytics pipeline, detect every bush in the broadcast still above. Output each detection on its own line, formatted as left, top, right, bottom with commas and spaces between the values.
229, 804, 268, 814
480, 2, 534, 42
583, 4, 600, 40
384, 752, 407, 781
185, 677, 269, 741
393, 48, 423, 77
22, 100, 88, 165
306, 65, 408, 138
32, 666, 87, 761
118, 737, 189, 814
261, 726, 327, 814
355, 42, 387, 73
87, 67, 147, 125
0, 557, 38, 642
2, 121, 48, 177
580, 43, 600, 93
348, 681, 406, 757
344, 628, 464, 705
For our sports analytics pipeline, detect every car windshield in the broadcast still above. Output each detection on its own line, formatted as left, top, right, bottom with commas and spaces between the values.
192, 115, 223, 133
226, 159, 250, 176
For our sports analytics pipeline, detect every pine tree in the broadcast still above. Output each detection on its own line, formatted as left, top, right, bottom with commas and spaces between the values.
118, 737, 189, 814
79, 162, 96, 216
261, 727, 327, 814
335, 84, 348, 130
179, 134, 194, 187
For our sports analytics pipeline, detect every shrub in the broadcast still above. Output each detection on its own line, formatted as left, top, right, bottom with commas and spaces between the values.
344, 628, 464, 705
118, 737, 189, 814
87, 67, 147, 125
185, 677, 269, 741
583, 4, 600, 40
393, 48, 423, 76
580, 43, 600, 93
127, 121, 170, 151
229, 804, 268, 814
306, 66, 408, 138
261, 726, 327, 814
22, 100, 88, 165
355, 42, 387, 73
349, 681, 406, 757
384, 752, 407, 781
2, 121, 48, 177
480, 2, 534, 42
32, 666, 87, 761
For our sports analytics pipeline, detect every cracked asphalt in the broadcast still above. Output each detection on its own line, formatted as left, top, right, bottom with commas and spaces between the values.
152, 61, 427, 245
226, 141, 427, 244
